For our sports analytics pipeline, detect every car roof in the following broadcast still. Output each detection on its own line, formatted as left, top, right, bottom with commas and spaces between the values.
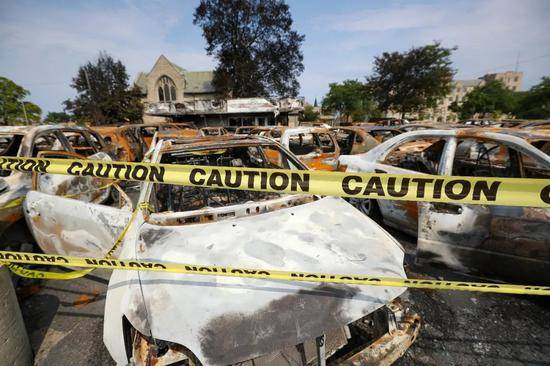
161, 135, 277, 152
0, 124, 94, 135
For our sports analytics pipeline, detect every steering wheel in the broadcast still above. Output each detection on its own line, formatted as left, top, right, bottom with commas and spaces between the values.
474, 145, 498, 177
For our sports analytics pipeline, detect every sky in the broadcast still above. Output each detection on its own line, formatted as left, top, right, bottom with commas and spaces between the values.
1, 0, 549, 114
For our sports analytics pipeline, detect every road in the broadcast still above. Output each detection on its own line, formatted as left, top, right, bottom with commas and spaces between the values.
16, 228, 550, 366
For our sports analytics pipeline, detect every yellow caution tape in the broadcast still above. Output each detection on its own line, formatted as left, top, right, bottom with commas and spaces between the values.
0, 250, 549, 296
0, 156, 548, 207
4, 202, 150, 280
0, 196, 25, 210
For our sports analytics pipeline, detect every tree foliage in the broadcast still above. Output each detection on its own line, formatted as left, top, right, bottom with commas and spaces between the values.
367, 42, 456, 118
514, 77, 550, 119
299, 104, 319, 122
194, 0, 304, 98
64, 52, 143, 125
450, 80, 516, 119
322, 80, 377, 122
44, 111, 72, 124
0, 76, 42, 125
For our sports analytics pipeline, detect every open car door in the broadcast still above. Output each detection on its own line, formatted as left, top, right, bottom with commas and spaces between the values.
24, 150, 134, 257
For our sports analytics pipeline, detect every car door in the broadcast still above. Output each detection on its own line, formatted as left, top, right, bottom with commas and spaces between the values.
417, 136, 550, 283
31, 150, 113, 204
373, 135, 451, 235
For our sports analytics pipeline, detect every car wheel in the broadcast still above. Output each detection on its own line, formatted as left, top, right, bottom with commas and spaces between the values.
350, 198, 382, 221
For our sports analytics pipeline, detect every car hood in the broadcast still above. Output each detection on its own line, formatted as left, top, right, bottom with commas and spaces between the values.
120, 197, 407, 365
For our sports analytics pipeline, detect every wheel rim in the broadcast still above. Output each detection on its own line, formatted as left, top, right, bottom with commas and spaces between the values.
350, 198, 372, 215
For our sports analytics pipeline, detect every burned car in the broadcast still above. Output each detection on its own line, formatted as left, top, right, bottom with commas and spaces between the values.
24, 135, 420, 365
0, 124, 111, 244
339, 128, 550, 283
280, 127, 341, 171
201, 126, 228, 136
92, 125, 146, 162
330, 126, 379, 155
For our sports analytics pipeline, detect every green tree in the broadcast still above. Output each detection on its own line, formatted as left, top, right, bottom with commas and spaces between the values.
193, 0, 304, 98
0, 76, 42, 125
43, 111, 72, 124
322, 80, 377, 122
299, 104, 319, 122
514, 77, 550, 119
64, 52, 143, 125
450, 80, 516, 119
367, 42, 456, 118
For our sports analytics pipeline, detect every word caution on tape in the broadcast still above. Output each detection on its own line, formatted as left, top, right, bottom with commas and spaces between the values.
0, 251, 549, 296
0, 156, 549, 207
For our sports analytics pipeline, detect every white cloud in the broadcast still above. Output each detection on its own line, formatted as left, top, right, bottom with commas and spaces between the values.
301, 0, 550, 103
318, 4, 446, 32
0, 1, 215, 113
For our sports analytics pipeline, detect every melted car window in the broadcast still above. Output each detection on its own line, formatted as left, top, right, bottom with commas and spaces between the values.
334, 129, 355, 155
152, 145, 300, 213
520, 151, 550, 179
384, 138, 445, 174
32, 133, 66, 156
0, 134, 24, 176
288, 133, 334, 155
63, 131, 97, 157
317, 133, 336, 153
452, 138, 517, 178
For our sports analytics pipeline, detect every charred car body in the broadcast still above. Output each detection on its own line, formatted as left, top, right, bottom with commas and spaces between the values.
340, 128, 550, 284
0, 124, 111, 243
24, 135, 420, 365
330, 126, 379, 155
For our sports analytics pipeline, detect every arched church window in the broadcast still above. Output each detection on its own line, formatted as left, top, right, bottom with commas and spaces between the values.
157, 76, 177, 102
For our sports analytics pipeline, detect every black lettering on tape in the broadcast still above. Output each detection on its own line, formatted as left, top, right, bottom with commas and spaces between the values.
445, 180, 471, 200
541, 185, 550, 204
224, 170, 242, 188
132, 165, 148, 181
148, 166, 165, 182
243, 171, 259, 189
190, 168, 206, 185
387, 177, 409, 197
68, 162, 83, 175
363, 177, 385, 196
291, 172, 310, 192
411, 178, 434, 199
260, 172, 268, 189
269, 172, 289, 191
207, 170, 223, 187
472, 181, 501, 201
82, 163, 95, 177
36, 160, 51, 173
342, 175, 362, 195
95, 163, 111, 178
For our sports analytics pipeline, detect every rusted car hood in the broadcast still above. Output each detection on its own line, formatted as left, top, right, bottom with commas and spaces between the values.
117, 197, 407, 365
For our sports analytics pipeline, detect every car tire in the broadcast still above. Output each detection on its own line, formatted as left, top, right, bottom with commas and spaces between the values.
350, 198, 382, 222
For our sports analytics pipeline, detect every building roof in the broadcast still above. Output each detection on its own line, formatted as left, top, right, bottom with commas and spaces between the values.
180, 70, 216, 94
454, 79, 483, 88
134, 57, 217, 94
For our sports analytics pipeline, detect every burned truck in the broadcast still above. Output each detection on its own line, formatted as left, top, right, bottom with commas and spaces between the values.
24, 135, 420, 365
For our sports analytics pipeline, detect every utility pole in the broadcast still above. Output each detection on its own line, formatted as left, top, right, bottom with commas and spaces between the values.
21, 101, 29, 125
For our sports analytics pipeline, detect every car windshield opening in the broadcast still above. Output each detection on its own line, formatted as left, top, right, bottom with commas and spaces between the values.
152, 144, 302, 212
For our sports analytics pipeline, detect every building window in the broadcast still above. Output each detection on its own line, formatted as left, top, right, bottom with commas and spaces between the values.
157, 76, 177, 102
